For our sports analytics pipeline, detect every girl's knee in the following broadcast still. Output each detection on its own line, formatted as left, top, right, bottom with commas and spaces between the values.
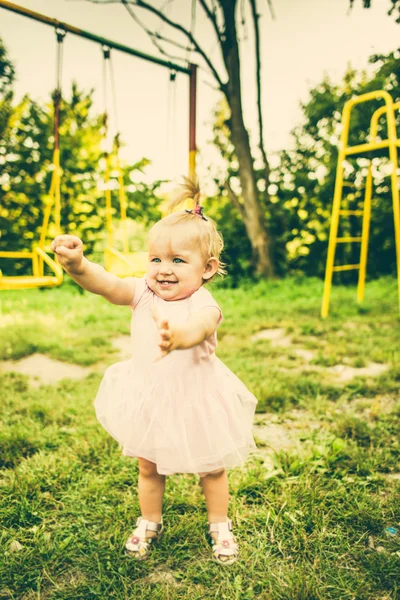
199, 468, 225, 479
138, 457, 159, 477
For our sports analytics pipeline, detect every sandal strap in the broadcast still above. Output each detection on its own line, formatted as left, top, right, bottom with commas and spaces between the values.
135, 516, 163, 534
126, 517, 163, 556
208, 518, 238, 564
208, 518, 233, 535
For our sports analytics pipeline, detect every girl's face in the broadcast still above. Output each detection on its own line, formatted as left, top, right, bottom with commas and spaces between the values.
147, 229, 217, 301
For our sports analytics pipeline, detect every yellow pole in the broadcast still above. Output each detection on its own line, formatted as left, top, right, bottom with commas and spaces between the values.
188, 63, 197, 181
386, 105, 400, 315
189, 151, 196, 181
321, 101, 352, 317
357, 102, 392, 302
39, 148, 60, 275
357, 162, 373, 302
40, 172, 55, 248
105, 152, 113, 250
54, 147, 61, 237
32, 248, 39, 277
117, 157, 129, 255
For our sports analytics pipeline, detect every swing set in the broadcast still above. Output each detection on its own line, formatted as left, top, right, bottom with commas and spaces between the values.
101, 46, 152, 278
0, 0, 197, 289
0, 27, 65, 291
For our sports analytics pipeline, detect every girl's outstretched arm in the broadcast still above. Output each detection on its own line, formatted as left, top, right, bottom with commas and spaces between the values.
153, 306, 220, 358
51, 235, 136, 306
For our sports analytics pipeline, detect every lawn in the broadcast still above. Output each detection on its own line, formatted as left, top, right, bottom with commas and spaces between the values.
0, 276, 399, 599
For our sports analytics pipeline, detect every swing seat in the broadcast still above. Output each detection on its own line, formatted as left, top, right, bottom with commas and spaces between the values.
104, 247, 148, 278
0, 248, 63, 291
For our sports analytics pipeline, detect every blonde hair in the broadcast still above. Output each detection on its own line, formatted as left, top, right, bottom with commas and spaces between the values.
149, 177, 226, 282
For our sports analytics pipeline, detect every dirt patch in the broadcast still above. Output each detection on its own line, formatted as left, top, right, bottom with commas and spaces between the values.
292, 348, 315, 361
252, 328, 315, 356
251, 328, 292, 347
384, 473, 400, 482
142, 566, 180, 586
252, 328, 389, 382
253, 410, 322, 468
0, 354, 92, 387
326, 362, 388, 382
0, 335, 132, 387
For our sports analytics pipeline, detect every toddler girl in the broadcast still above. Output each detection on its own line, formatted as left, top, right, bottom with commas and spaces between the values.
51, 179, 257, 566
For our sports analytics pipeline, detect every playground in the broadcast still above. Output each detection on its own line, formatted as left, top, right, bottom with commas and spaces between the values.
1, 1, 400, 599
1, 277, 399, 598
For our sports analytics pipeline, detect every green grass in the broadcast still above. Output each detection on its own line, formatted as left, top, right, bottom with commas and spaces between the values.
0, 276, 399, 599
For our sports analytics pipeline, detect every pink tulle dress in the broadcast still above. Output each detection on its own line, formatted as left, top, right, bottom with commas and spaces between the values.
94, 277, 258, 476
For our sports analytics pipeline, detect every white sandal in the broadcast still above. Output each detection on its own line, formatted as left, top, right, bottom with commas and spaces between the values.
208, 518, 239, 565
125, 516, 163, 560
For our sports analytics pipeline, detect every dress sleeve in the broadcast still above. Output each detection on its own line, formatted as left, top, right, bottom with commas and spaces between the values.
189, 286, 223, 326
129, 276, 148, 309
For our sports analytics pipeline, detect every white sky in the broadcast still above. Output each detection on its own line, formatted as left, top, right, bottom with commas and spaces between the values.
0, 0, 399, 183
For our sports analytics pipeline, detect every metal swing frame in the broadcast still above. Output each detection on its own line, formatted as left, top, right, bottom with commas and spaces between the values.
0, 28, 65, 290
0, 0, 198, 283
101, 47, 149, 278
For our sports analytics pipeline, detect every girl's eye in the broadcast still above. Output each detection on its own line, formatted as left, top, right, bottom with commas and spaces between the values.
173, 258, 185, 264
151, 258, 161, 263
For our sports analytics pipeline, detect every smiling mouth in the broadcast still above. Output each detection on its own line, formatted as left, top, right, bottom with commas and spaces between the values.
157, 280, 177, 285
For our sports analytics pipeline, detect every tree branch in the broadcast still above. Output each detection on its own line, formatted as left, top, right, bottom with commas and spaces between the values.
121, 1, 188, 65
198, 0, 224, 46
224, 179, 245, 219
266, 0, 276, 20
249, 0, 270, 189
123, 0, 226, 90
79, 0, 227, 88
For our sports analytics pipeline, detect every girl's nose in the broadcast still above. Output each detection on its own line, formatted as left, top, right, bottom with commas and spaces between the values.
160, 265, 173, 275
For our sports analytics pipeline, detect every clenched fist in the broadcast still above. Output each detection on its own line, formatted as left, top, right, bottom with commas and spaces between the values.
51, 235, 85, 273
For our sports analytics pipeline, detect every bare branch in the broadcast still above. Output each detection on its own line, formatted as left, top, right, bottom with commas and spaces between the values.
266, 0, 276, 20
198, 0, 224, 46
123, 0, 226, 90
184, 0, 196, 62
224, 179, 245, 219
121, 1, 188, 64
80, 0, 226, 87
249, 0, 270, 188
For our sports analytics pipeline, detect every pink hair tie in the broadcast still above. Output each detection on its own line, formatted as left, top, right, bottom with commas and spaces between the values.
185, 205, 208, 221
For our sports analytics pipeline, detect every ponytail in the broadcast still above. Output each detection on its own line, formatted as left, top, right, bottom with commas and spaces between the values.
167, 177, 201, 213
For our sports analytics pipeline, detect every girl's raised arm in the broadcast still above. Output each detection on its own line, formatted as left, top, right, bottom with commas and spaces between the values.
51, 235, 136, 306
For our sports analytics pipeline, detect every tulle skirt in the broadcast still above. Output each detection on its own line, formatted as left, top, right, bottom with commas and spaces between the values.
94, 356, 258, 476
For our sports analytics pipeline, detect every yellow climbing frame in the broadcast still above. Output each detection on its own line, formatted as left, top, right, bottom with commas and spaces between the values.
321, 90, 400, 317
0, 147, 63, 290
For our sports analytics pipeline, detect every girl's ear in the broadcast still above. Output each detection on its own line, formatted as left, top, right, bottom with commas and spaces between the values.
203, 257, 219, 281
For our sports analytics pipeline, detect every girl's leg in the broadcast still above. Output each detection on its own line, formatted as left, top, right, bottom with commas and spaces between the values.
137, 457, 165, 536
200, 468, 229, 541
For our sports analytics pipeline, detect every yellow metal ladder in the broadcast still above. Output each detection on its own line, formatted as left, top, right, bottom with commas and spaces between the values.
321, 90, 400, 317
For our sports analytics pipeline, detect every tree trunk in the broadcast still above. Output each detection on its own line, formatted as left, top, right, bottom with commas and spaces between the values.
219, 0, 274, 277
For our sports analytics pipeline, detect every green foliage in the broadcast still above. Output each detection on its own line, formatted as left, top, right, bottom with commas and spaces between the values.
275, 50, 400, 279
205, 192, 253, 285
208, 51, 400, 281
206, 99, 287, 281
0, 36, 14, 136
0, 37, 163, 277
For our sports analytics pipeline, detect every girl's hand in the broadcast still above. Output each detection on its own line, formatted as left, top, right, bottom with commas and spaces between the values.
51, 235, 84, 273
152, 306, 178, 359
